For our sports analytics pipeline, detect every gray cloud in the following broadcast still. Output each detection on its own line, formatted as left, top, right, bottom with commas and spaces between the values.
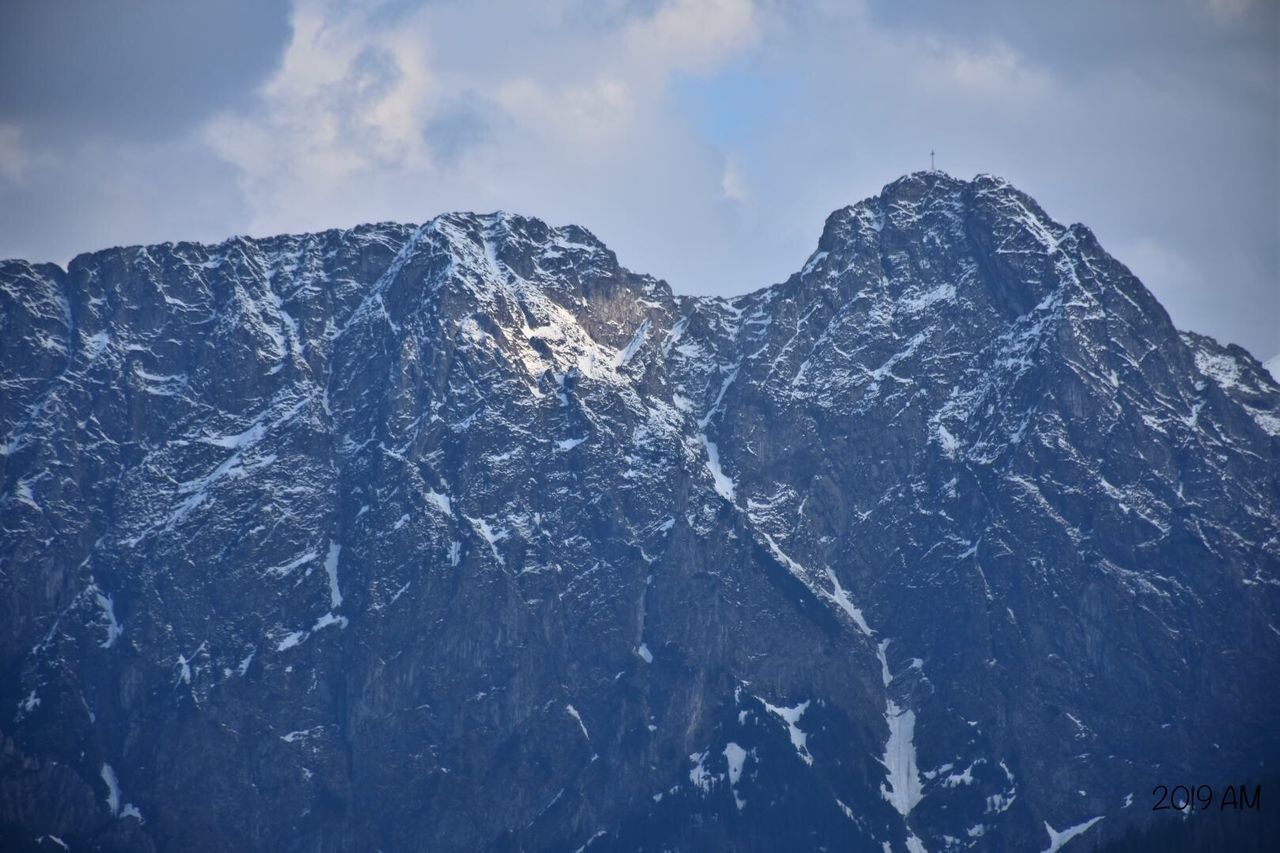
0, 0, 291, 138
425, 96, 506, 168
867, 0, 1278, 78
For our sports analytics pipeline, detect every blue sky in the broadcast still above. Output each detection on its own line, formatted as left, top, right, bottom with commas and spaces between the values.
1, 0, 1276, 358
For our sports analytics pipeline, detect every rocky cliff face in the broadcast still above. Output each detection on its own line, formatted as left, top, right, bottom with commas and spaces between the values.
1, 172, 1277, 852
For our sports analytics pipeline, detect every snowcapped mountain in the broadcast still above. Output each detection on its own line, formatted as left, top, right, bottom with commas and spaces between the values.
1, 171, 1277, 851
1265, 355, 1280, 384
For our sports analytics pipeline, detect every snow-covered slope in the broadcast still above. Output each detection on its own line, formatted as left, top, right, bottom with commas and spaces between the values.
1, 172, 1277, 852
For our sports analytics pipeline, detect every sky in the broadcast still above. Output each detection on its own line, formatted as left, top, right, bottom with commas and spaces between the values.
1, 0, 1277, 359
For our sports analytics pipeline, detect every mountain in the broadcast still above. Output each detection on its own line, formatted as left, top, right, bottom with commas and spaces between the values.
1265, 355, 1280, 384
1, 171, 1277, 852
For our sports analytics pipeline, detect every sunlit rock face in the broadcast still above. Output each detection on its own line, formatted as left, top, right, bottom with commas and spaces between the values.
1, 172, 1277, 852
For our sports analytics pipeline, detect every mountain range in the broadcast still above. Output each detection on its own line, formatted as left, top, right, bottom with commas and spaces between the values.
1, 171, 1277, 851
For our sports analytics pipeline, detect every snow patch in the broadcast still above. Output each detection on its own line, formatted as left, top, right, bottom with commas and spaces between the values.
760, 699, 813, 765
757, 531, 873, 636
313, 612, 349, 631
824, 568, 873, 636
614, 318, 651, 367
13, 478, 38, 509
94, 588, 123, 648
689, 751, 715, 793
99, 764, 141, 820
701, 436, 735, 500
877, 640, 924, 818
323, 543, 343, 609
934, 423, 960, 456
204, 421, 266, 449
1042, 817, 1104, 853
276, 630, 307, 652
901, 282, 956, 313
265, 549, 318, 578
467, 517, 509, 566
724, 742, 748, 810
83, 331, 111, 361
101, 764, 121, 815
281, 726, 324, 743
802, 250, 829, 276
942, 761, 981, 788
426, 489, 452, 515
1191, 345, 1247, 392
880, 701, 924, 816
176, 653, 193, 685
566, 704, 591, 741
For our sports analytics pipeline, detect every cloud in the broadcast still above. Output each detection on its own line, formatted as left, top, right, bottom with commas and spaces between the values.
939, 42, 1050, 97
0, 132, 245, 266
720, 157, 748, 202
493, 76, 637, 146
625, 0, 758, 73
1206, 0, 1253, 23
0, 0, 1275, 358
198, 0, 762, 269
205, 2, 438, 225
0, 124, 32, 183
0, 0, 291, 139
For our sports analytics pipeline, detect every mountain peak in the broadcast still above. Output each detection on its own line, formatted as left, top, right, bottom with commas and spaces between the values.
883, 167, 966, 191
813, 171, 1046, 253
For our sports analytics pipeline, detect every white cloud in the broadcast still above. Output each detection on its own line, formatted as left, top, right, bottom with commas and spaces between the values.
624, 0, 759, 73
494, 76, 636, 146
205, 1, 439, 227
720, 156, 748, 202
201, 0, 761, 239
935, 41, 1051, 98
